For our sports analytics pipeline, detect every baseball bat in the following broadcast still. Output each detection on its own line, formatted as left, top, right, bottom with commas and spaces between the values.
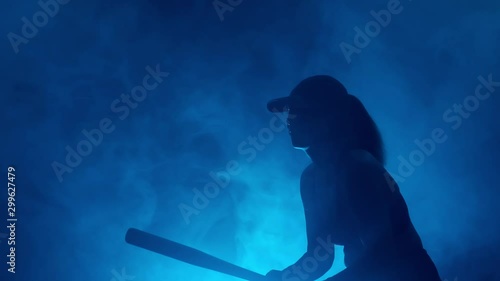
125, 228, 265, 281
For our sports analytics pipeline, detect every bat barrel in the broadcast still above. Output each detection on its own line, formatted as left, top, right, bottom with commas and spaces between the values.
125, 228, 265, 281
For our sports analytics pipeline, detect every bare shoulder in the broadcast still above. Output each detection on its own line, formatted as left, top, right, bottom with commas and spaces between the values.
302, 162, 316, 177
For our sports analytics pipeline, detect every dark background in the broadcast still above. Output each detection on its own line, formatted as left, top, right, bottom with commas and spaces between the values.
1, 0, 499, 280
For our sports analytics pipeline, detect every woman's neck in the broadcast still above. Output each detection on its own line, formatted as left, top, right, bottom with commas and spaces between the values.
305, 141, 349, 167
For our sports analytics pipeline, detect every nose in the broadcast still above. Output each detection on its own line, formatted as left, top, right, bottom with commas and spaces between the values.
286, 109, 298, 135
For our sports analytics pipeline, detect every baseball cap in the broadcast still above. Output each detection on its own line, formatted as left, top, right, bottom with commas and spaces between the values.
267, 75, 351, 113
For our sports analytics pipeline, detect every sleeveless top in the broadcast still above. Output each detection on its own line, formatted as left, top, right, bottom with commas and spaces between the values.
301, 151, 425, 267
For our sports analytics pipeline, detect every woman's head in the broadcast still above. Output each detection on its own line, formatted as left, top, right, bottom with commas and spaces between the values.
267, 75, 385, 164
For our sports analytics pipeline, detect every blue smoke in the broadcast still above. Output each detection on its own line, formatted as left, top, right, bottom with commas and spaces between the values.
0, 0, 499, 281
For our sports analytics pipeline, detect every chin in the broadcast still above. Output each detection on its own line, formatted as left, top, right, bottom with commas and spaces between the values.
291, 139, 310, 150
293, 146, 309, 151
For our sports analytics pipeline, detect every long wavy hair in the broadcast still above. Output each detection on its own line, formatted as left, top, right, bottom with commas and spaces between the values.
327, 94, 385, 164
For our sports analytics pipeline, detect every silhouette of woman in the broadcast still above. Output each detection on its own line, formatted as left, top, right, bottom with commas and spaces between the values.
262, 75, 441, 281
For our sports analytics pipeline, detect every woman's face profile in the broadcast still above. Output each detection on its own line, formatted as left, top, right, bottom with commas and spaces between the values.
287, 107, 323, 149
287, 106, 347, 150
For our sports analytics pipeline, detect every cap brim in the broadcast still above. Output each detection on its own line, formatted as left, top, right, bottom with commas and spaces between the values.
267, 97, 289, 112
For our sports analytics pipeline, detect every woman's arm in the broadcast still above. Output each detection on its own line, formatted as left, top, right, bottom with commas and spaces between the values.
322, 150, 395, 281
269, 164, 335, 281
342, 150, 394, 254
